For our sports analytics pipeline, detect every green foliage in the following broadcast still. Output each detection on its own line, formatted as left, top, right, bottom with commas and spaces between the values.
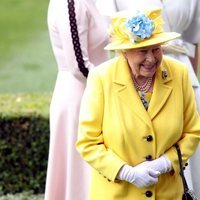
0, 94, 51, 195
0, 93, 51, 118
0, 191, 44, 200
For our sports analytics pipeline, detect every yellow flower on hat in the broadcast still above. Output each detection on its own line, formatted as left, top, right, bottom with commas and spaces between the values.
105, 9, 180, 50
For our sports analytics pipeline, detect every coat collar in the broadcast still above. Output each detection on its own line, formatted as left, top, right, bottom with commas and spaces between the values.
113, 56, 173, 127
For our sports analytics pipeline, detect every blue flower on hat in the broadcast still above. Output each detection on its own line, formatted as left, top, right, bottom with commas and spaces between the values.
126, 12, 155, 42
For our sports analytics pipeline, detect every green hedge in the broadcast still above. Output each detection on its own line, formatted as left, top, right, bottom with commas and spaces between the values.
0, 93, 51, 195
0, 191, 44, 200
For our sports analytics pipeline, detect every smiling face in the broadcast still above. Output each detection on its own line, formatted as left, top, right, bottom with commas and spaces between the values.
123, 45, 163, 79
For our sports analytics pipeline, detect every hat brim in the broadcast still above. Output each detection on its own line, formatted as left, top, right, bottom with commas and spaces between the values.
104, 32, 181, 50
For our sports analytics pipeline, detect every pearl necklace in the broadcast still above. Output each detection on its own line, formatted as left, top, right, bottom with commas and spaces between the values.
132, 76, 153, 92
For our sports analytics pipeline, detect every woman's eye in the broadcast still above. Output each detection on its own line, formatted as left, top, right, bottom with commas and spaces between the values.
153, 48, 161, 53
139, 50, 147, 54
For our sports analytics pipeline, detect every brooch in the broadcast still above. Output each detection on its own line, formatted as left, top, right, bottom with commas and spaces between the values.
162, 69, 168, 80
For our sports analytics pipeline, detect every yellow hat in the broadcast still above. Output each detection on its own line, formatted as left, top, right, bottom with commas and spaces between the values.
104, 9, 180, 50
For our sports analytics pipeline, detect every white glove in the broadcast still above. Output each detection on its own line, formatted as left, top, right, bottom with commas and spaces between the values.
142, 155, 172, 174
117, 164, 160, 188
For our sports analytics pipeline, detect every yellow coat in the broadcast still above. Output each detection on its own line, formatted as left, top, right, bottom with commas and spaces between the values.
76, 55, 200, 200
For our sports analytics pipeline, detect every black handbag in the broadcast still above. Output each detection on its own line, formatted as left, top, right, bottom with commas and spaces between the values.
175, 144, 199, 200
67, 0, 89, 78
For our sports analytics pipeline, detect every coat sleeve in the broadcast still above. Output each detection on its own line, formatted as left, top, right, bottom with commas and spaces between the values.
76, 69, 125, 182
165, 66, 200, 174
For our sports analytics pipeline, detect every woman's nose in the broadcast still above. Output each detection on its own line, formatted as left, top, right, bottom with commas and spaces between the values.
146, 51, 156, 62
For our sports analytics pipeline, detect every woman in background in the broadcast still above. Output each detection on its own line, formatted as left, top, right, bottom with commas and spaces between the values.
45, 0, 109, 199
96, 0, 200, 196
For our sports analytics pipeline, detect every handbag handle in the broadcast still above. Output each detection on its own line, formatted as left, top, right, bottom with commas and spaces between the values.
175, 144, 189, 197
67, 0, 89, 78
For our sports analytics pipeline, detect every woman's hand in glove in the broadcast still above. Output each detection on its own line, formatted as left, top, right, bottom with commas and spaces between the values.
117, 163, 160, 188
141, 155, 172, 174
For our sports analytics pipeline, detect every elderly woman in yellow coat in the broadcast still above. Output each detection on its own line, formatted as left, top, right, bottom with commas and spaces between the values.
76, 9, 200, 200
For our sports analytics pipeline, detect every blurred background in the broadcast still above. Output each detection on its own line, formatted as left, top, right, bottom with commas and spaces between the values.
0, 0, 56, 199
0, 0, 56, 94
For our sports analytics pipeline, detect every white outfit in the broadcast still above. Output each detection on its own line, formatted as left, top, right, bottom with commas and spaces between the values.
45, 0, 109, 199
96, 0, 200, 196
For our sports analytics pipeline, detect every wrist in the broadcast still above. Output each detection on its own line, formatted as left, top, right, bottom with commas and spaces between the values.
161, 155, 172, 173
117, 164, 132, 181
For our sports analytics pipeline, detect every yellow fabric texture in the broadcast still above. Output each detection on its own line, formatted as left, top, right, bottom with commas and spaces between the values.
76, 55, 200, 200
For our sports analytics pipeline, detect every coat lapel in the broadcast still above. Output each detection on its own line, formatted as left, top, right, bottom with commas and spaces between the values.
148, 61, 173, 120
113, 56, 152, 128
113, 56, 173, 125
